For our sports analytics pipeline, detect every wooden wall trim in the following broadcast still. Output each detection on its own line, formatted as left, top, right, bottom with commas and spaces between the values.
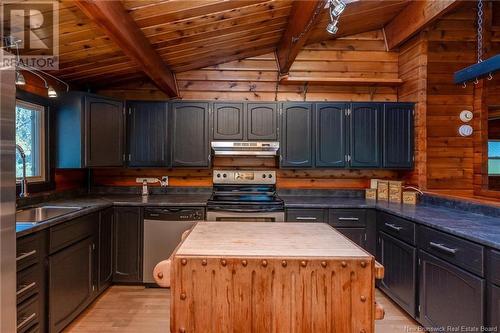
398, 32, 428, 190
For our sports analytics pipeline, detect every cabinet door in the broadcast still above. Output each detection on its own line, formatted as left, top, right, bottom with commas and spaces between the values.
113, 207, 143, 283
127, 101, 169, 167
280, 103, 313, 168
377, 231, 417, 317
213, 102, 244, 140
49, 237, 95, 333
247, 103, 278, 140
336, 227, 367, 249
315, 103, 347, 167
85, 96, 124, 167
350, 103, 381, 168
419, 250, 484, 330
382, 103, 414, 168
171, 102, 210, 167
98, 208, 113, 292
488, 283, 500, 329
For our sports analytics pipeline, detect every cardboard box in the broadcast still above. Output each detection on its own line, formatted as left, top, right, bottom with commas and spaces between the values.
402, 191, 419, 205
377, 180, 389, 201
370, 179, 380, 189
365, 188, 377, 200
389, 181, 403, 203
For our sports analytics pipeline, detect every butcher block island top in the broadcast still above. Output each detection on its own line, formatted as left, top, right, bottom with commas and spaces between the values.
177, 222, 370, 258
171, 222, 384, 333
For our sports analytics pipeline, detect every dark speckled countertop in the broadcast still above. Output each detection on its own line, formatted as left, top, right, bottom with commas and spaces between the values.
282, 195, 500, 250
15, 192, 500, 251
16, 193, 211, 238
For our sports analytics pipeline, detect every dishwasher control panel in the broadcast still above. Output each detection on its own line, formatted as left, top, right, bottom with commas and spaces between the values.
144, 207, 205, 221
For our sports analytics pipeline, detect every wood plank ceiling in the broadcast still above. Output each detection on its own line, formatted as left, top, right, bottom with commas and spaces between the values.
37, 0, 412, 89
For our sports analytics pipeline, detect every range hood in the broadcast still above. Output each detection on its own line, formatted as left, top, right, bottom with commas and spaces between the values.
211, 141, 279, 156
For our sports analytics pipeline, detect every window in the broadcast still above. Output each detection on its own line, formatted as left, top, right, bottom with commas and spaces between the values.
488, 140, 500, 175
16, 100, 46, 182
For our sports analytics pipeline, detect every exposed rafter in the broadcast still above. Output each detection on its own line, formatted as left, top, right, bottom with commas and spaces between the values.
383, 0, 461, 50
74, 0, 179, 97
276, 0, 326, 75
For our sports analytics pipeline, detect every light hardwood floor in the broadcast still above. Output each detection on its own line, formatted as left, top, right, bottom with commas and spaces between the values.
64, 286, 420, 333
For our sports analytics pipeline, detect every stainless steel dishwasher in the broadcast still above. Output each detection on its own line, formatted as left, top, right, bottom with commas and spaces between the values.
143, 207, 204, 284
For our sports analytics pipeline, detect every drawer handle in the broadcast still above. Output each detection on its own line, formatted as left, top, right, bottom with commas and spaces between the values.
148, 213, 160, 217
296, 217, 318, 221
384, 223, 403, 231
338, 217, 359, 221
429, 242, 458, 255
16, 282, 37, 296
16, 250, 37, 262
17, 312, 36, 330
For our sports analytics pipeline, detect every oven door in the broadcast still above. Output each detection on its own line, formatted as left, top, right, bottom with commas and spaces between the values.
206, 210, 284, 222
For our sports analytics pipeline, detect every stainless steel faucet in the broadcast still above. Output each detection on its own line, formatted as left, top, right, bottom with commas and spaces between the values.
16, 144, 28, 198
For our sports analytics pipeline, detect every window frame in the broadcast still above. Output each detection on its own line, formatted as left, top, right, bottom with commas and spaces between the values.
15, 99, 46, 183
488, 139, 500, 176
15, 89, 53, 194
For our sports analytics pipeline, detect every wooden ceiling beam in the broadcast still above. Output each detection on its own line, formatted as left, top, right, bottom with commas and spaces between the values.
384, 0, 461, 50
276, 0, 326, 75
74, 0, 178, 97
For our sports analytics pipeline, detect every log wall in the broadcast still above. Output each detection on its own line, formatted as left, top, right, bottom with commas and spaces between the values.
94, 30, 405, 189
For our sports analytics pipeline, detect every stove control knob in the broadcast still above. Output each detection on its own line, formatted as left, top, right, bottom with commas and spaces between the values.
223, 173, 227, 178
262, 174, 266, 178
268, 174, 273, 178
216, 173, 221, 178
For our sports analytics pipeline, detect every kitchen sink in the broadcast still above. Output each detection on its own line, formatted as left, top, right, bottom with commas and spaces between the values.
16, 206, 84, 224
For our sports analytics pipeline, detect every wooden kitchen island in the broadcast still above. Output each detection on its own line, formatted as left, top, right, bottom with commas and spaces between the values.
171, 222, 383, 333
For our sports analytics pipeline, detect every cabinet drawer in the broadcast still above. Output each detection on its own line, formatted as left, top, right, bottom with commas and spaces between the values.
49, 213, 97, 254
17, 296, 39, 333
418, 226, 484, 277
17, 265, 39, 304
329, 209, 366, 227
286, 209, 327, 223
377, 212, 415, 245
487, 249, 500, 285
17, 234, 43, 272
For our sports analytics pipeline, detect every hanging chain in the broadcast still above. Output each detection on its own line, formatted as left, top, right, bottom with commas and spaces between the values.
477, 0, 484, 63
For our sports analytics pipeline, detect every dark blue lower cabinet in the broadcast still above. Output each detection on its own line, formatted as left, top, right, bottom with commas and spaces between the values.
377, 231, 417, 317
418, 250, 485, 331
488, 283, 500, 330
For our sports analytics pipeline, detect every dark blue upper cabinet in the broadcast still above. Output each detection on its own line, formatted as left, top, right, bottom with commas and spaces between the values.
212, 102, 244, 140
315, 103, 347, 168
280, 102, 313, 168
170, 102, 210, 168
126, 101, 169, 168
349, 103, 381, 168
382, 103, 414, 169
247, 103, 278, 141
56, 92, 124, 168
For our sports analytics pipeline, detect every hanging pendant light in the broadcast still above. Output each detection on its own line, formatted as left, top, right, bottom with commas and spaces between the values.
15, 71, 26, 85
47, 86, 58, 98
